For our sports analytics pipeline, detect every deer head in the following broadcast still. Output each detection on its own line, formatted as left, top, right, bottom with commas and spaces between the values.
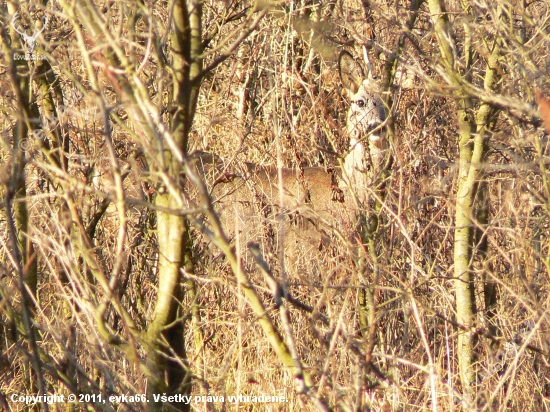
339, 48, 387, 199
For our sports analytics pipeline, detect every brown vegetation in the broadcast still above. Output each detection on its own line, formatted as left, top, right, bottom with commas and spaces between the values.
0, 0, 549, 411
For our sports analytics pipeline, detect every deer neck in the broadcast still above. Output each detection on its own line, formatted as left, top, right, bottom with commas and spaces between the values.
342, 138, 370, 203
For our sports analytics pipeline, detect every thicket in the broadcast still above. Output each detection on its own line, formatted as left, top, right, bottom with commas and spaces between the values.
0, 0, 549, 410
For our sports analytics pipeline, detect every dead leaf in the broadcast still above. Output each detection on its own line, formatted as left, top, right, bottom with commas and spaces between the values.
535, 89, 550, 134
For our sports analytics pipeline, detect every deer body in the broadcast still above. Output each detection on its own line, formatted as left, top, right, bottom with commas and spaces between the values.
188, 152, 340, 251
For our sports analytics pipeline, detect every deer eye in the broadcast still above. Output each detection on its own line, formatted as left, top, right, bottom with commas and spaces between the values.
356, 99, 365, 108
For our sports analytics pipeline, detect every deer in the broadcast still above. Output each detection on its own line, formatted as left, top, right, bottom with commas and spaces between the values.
186, 48, 389, 267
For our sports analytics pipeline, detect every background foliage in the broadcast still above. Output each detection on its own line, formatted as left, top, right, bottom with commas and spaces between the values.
1, 0, 549, 410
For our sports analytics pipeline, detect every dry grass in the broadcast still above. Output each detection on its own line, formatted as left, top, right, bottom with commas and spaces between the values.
1, 0, 550, 411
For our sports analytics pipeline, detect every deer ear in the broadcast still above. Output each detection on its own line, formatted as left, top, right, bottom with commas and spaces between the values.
339, 51, 364, 94
340, 88, 352, 100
